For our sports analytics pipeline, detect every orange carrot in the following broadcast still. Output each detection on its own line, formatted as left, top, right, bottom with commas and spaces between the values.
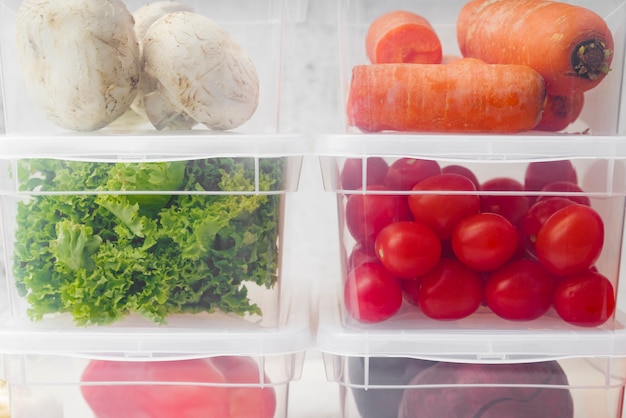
446, 57, 485, 66
535, 93, 585, 131
457, 0, 614, 95
442, 56, 486, 65
366, 10, 442, 64
346, 63, 546, 133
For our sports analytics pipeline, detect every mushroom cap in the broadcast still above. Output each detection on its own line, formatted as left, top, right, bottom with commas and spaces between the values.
129, 0, 196, 129
143, 11, 260, 131
133, 1, 193, 47
15, 0, 140, 131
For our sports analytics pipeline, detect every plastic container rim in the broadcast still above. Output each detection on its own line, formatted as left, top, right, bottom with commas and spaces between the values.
315, 296, 626, 361
314, 134, 626, 161
0, 314, 314, 359
0, 133, 311, 160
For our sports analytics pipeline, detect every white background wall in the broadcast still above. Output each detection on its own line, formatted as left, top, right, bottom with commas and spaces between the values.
279, 2, 345, 415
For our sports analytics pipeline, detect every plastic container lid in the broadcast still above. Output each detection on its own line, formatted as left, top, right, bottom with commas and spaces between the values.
0, 133, 310, 160
315, 134, 626, 161
0, 286, 313, 359
316, 291, 626, 362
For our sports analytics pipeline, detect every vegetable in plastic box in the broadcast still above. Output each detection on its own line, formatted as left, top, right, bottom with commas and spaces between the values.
12, 157, 284, 325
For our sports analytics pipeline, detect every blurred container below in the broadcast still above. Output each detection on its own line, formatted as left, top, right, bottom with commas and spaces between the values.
0, 351, 307, 418
323, 354, 626, 418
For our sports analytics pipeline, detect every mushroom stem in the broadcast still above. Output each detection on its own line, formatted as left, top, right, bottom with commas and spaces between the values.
143, 89, 195, 130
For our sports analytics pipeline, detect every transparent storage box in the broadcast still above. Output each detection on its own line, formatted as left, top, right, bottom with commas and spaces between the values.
0, 0, 289, 134
0, 134, 306, 331
1, 352, 304, 418
317, 285, 626, 418
316, 134, 626, 330
336, 0, 626, 135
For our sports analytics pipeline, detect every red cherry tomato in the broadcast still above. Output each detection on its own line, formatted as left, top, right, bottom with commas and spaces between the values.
345, 185, 411, 245
485, 259, 556, 321
418, 258, 483, 320
441, 165, 480, 190
408, 173, 480, 240
344, 262, 403, 323
480, 177, 530, 224
341, 157, 389, 190
347, 242, 379, 271
554, 271, 616, 327
375, 221, 441, 279
211, 356, 277, 418
536, 181, 591, 206
524, 160, 578, 194
384, 158, 441, 191
451, 213, 518, 272
519, 198, 575, 255
535, 204, 604, 276
81, 359, 230, 418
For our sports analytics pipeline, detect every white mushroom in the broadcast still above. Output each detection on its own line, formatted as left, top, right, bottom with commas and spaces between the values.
134, 1, 193, 45
142, 11, 260, 131
15, 0, 140, 131
129, 1, 196, 129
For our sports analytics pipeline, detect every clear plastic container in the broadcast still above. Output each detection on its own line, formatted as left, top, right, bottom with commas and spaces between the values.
316, 134, 626, 330
317, 285, 626, 418
0, 351, 306, 418
336, 0, 626, 135
0, 0, 289, 134
0, 134, 307, 331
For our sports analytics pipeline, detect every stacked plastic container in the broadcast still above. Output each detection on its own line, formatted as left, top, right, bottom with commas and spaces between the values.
0, 1, 311, 417
315, 0, 626, 417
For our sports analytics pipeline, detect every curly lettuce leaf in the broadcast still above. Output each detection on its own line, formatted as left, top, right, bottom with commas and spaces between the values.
12, 157, 283, 325
104, 161, 186, 217
52, 219, 102, 272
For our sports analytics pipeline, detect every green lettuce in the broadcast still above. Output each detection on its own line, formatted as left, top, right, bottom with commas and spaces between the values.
13, 157, 284, 325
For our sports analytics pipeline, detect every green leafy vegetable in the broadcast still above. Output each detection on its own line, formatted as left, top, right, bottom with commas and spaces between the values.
52, 219, 102, 272
104, 161, 186, 217
13, 157, 284, 325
